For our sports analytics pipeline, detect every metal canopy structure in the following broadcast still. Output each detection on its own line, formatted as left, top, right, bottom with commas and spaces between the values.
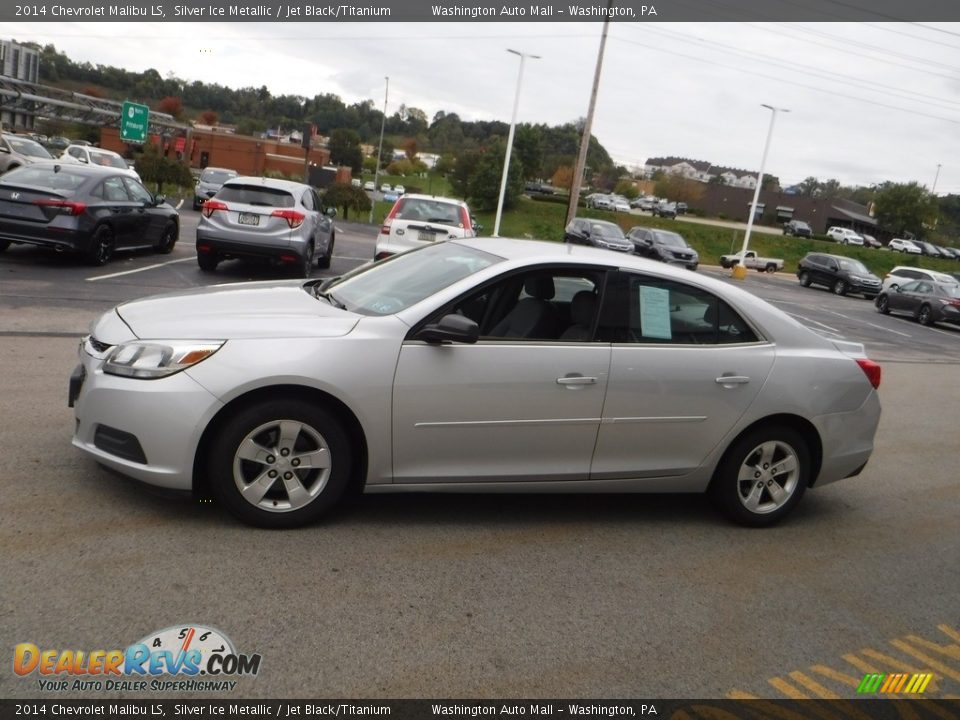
0, 74, 189, 136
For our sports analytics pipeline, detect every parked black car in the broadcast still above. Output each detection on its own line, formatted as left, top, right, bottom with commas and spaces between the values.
876, 280, 960, 326
914, 240, 943, 258
675, 202, 688, 215
0, 163, 179, 265
652, 201, 677, 219
783, 220, 812, 238
626, 226, 699, 270
564, 218, 633, 252
797, 252, 881, 298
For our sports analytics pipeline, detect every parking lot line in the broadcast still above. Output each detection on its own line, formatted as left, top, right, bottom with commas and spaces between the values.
86, 257, 195, 282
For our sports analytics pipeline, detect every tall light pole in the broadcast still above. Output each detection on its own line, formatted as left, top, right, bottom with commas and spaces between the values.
734, 103, 788, 280
368, 76, 389, 225
493, 49, 540, 237
932, 163, 942, 194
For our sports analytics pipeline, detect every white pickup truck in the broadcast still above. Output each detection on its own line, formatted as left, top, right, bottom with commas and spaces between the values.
719, 250, 785, 273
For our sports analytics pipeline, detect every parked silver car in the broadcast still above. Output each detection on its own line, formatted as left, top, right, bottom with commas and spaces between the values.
0, 133, 54, 173
70, 238, 881, 529
195, 176, 336, 277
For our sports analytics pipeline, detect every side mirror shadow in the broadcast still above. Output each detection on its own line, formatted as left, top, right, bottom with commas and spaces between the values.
324, 207, 337, 218
415, 314, 479, 345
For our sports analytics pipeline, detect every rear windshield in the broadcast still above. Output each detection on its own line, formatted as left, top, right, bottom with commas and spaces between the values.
201, 169, 238, 183
88, 151, 128, 169
0, 165, 85, 195
393, 197, 464, 227
216, 184, 294, 208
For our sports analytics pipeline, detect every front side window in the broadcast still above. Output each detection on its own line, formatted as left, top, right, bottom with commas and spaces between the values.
596, 272, 759, 345
122, 177, 154, 204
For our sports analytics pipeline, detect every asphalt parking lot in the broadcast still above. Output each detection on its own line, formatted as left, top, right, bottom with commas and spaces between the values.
1, 216, 958, 700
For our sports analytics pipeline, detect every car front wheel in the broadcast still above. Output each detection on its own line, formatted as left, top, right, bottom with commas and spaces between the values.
155, 221, 178, 254
710, 426, 809, 527
833, 279, 848, 295
877, 295, 890, 314
799, 271, 812, 287
208, 399, 354, 528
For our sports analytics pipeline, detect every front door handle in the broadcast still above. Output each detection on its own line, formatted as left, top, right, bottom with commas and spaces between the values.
716, 375, 750, 386
557, 375, 597, 386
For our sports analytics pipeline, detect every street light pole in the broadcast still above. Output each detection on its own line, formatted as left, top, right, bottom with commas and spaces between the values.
493, 49, 540, 238
368, 76, 389, 225
932, 163, 942, 194
734, 103, 788, 280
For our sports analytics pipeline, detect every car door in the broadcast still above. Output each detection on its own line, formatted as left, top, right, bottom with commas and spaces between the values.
310, 189, 333, 253
391, 266, 611, 484
122, 176, 165, 246
590, 271, 775, 480
894, 281, 927, 315
96, 175, 143, 248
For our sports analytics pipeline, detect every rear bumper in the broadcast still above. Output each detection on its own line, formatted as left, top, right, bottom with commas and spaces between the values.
0, 225, 90, 253
196, 232, 305, 262
811, 391, 881, 487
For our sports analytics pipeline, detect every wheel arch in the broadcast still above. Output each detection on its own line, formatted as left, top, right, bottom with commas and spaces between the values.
708, 413, 823, 491
192, 384, 369, 499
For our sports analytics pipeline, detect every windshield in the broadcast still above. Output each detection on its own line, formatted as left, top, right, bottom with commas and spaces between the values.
201, 169, 238, 184
652, 231, 688, 248
838, 259, 870, 274
324, 242, 502, 316
591, 223, 625, 239
5, 136, 53, 159
89, 151, 128, 169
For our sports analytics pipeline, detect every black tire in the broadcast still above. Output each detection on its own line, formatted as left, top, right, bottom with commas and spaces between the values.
208, 399, 354, 528
155, 221, 178, 254
709, 426, 810, 527
296, 243, 314, 279
317, 233, 334, 269
877, 295, 890, 314
0, 240, 10, 253
86, 225, 115, 266
833, 279, 848, 296
765, 264, 777, 274
197, 252, 219, 272
918, 304, 934, 326
799, 271, 812, 287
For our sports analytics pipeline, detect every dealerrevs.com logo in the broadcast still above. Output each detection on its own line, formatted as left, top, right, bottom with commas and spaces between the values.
14, 624, 262, 692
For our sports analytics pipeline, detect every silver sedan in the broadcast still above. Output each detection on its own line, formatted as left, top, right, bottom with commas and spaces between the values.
70, 238, 882, 528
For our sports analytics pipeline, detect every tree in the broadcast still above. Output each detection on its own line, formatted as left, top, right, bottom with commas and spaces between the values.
653, 175, 704, 204
450, 150, 482, 198
322, 183, 371, 221
551, 166, 574, 190
798, 176, 820, 197
873, 181, 938, 237
157, 96, 184, 119
819, 178, 841, 199
513, 124, 543, 180
614, 180, 639, 199
134, 142, 193, 193
468, 143, 524, 212
199, 110, 219, 126
328, 129, 363, 174
401, 137, 420, 164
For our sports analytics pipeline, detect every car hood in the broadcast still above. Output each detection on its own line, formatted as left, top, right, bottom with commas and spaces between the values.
114, 281, 360, 340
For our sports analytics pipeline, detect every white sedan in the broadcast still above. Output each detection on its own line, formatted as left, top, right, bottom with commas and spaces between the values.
69, 238, 881, 529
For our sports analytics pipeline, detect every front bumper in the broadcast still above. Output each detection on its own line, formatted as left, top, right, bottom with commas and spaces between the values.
71, 340, 223, 491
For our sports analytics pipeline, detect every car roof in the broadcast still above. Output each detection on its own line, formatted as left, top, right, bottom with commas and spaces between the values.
1, 162, 128, 178
224, 176, 312, 192
399, 193, 468, 207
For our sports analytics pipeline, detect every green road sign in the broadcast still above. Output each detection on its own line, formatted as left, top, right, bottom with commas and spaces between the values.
120, 101, 149, 143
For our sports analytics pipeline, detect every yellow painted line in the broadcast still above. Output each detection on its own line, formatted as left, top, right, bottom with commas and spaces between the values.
724, 690, 759, 699
904, 634, 960, 661
940, 625, 960, 644
810, 664, 862, 688
768, 677, 811, 699
860, 648, 926, 673
842, 654, 883, 675
891, 639, 960, 683
788, 671, 842, 699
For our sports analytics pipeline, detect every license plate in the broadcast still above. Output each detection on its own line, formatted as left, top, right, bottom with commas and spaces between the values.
238, 212, 260, 226
418, 231, 436, 242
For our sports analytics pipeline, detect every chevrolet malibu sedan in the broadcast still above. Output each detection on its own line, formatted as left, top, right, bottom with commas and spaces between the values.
70, 238, 882, 529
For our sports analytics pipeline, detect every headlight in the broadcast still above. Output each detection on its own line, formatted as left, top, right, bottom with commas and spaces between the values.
103, 341, 224, 379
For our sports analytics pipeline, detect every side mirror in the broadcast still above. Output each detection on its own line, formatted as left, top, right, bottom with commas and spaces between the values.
324, 207, 337, 218
415, 314, 479, 345
154, 194, 166, 206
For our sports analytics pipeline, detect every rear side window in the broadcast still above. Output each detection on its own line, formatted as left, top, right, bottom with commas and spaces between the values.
893, 269, 921, 279
216, 184, 294, 208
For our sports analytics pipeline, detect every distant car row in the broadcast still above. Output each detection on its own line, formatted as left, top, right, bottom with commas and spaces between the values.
564, 218, 699, 270
785, 220, 960, 258
1, 132, 140, 182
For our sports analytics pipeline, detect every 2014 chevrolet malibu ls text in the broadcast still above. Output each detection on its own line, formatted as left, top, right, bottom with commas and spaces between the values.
69, 238, 882, 528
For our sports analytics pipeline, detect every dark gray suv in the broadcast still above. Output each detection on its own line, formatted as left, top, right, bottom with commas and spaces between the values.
797, 252, 881, 298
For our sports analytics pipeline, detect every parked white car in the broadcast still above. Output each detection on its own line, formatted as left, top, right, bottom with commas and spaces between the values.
69, 237, 882, 529
888, 238, 923, 254
375, 193, 476, 259
826, 227, 864, 245
881, 266, 959, 292
60, 145, 140, 182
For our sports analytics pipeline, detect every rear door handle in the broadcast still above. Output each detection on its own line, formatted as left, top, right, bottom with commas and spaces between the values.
557, 375, 597, 386
716, 375, 750, 386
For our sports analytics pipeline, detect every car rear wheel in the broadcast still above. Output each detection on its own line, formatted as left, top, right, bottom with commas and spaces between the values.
86, 225, 115, 266
155, 221, 177, 254
710, 426, 809, 527
208, 399, 353, 528
197, 252, 219, 272
877, 295, 890, 314
765, 264, 777, 273
297, 243, 314, 278
833, 279, 848, 296
318, 233, 334, 269
799, 271, 812, 287
918, 304, 934, 326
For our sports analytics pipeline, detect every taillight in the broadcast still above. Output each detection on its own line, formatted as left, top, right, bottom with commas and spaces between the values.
34, 199, 87, 216
856, 358, 881, 389
271, 209, 305, 229
202, 200, 228, 218
381, 198, 403, 234
459, 207, 471, 233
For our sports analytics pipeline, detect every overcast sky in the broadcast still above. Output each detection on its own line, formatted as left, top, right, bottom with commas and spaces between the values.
9, 21, 960, 194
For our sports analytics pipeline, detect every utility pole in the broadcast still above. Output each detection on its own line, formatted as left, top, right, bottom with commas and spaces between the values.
368, 76, 389, 225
